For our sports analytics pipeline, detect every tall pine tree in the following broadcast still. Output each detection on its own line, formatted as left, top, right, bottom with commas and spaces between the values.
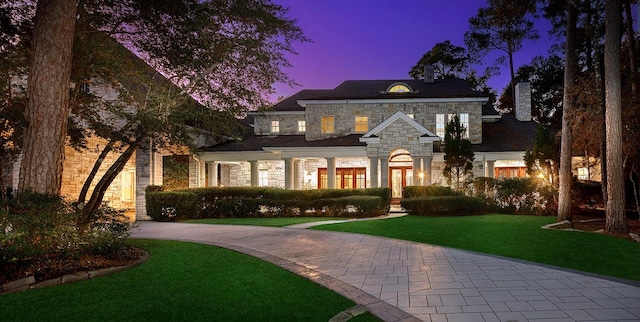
443, 115, 475, 191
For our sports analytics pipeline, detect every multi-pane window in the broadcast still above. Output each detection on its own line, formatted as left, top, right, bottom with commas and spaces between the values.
298, 120, 306, 132
459, 113, 469, 139
259, 164, 269, 186
577, 167, 589, 181
121, 171, 135, 201
271, 121, 279, 133
437, 113, 469, 138
321, 116, 334, 133
318, 168, 366, 189
436, 114, 446, 138
355, 116, 368, 133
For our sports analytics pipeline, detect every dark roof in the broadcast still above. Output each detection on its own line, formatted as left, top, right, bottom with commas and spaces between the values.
270, 79, 486, 112
473, 114, 538, 152
482, 102, 500, 116
271, 90, 333, 111
200, 134, 365, 152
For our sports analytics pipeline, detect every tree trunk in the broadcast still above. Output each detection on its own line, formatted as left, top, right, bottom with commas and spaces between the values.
77, 140, 116, 203
624, 0, 638, 104
78, 139, 140, 227
18, 0, 78, 195
558, 2, 578, 223
604, 0, 628, 234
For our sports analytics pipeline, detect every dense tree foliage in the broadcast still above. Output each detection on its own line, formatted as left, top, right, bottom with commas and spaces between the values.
525, 124, 559, 188
464, 0, 539, 102
442, 115, 474, 191
1, 0, 306, 226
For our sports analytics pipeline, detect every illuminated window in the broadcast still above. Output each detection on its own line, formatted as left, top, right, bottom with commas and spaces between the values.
438, 113, 469, 139
318, 168, 366, 189
406, 113, 414, 119
321, 116, 334, 133
436, 114, 445, 138
298, 120, 306, 132
259, 169, 268, 186
271, 121, 279, 133
459, 113, 469, 139
121, 171, 135, 201
389, 84, 411, 93
578, 167, 589, 181
355, 116, 368, 133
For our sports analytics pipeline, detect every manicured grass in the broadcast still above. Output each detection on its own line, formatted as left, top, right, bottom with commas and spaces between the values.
185, 217, 344, 227
314, 214, 640, 282
0, 239, 379, 322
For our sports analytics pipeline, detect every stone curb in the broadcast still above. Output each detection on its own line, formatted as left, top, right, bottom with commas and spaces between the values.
1, 249, 149, 295
542, 220, 640, 243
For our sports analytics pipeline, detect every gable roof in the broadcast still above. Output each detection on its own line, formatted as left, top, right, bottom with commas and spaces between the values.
360, 111, 440, 143
270, 79, 487, 112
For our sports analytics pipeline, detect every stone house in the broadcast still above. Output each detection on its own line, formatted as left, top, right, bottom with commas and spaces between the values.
194, 70, 539, 199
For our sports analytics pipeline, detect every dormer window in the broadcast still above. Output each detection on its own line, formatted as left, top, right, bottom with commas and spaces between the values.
380, 82, 418, 94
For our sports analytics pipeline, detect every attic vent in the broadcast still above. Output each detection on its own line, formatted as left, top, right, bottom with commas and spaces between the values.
380, 82, 419, 94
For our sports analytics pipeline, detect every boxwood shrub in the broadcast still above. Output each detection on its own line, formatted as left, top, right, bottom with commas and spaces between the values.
401, 195, 487, 216
146, 187, 391, 220
403, 185, 461, 198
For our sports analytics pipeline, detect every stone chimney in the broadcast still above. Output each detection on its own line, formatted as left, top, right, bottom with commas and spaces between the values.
515, 82, 532, 121
423, 65, 434, 83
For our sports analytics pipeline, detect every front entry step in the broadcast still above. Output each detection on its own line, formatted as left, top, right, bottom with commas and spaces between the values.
389, 204, 407, 213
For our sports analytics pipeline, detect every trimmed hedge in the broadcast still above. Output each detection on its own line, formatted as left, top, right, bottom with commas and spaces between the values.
403, 185, 461, 198
146, 187, 391, 220
401, 195, 488, 216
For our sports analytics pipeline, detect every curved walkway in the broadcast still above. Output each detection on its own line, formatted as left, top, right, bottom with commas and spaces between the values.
132, 221, 640, 322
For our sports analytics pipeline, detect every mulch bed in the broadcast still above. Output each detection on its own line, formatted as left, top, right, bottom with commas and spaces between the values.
1, 246, 146, 286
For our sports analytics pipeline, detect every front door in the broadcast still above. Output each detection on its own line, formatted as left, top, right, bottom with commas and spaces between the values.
390, 167, 413, 198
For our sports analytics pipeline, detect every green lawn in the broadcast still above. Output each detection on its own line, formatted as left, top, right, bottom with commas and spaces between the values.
0, 239, 378, 322
313, 214, 640, 282
185, 217, 344, 227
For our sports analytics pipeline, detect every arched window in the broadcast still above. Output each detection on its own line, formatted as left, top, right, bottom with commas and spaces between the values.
380, 82, 418, 94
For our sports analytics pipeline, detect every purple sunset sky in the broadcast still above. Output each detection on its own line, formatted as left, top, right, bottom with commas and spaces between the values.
271, 0, 556, 101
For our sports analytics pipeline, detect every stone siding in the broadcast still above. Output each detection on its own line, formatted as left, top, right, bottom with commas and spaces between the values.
253, 113, 306, 135
60, 136, 137, 221
302, 101, 483, 143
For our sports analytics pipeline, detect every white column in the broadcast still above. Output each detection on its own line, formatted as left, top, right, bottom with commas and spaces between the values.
326, 157, 336, 189
369, 157, 379, 188
380, 158, 389, 188
412, 157, 422, 186
485, 160, 496, 178
249, 161, 259, 187
284, 158, 294, 189
207, 162, 218, 187
423, 157, 432, 186
294, 159, 303, 190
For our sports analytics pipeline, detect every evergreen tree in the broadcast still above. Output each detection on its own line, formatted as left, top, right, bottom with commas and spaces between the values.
524, 124, 559, 187
443, 115, 474, 191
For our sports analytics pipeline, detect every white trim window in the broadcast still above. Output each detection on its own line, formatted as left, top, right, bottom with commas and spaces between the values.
321, 116, 334, 133
459, 113, 469, 139
258, 164, 269, 186
271, 121, 279, 134
355, 116, 368, 133
436, 114, 446, 138
577, 167, 589, 181
298, 120, 306, 132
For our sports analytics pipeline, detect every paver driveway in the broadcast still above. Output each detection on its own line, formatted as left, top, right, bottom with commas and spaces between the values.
132, 221, 640, 322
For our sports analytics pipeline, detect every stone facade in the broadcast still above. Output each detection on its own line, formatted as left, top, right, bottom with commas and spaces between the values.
304, 101, 483, 144
253, 113, 306, 135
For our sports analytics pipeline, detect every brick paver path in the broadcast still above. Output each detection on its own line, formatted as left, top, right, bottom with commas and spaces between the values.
132, 222, 640, 322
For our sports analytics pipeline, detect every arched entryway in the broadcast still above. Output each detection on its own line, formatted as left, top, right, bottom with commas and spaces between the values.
389, 149, 413, 198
